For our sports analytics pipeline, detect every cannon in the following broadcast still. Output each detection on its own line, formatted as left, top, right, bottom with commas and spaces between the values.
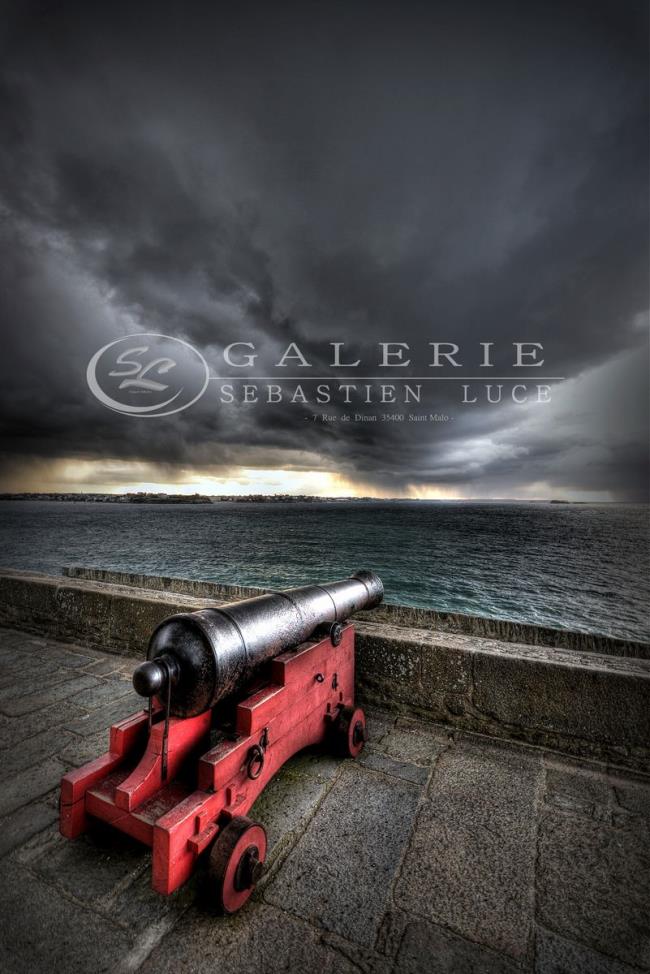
59, 571, 383, 913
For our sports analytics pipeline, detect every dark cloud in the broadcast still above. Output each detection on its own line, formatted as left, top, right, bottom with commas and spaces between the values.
0, 0, 647, 498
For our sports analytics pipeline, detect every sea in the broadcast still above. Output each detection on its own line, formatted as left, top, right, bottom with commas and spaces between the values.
0, 500, 648, 643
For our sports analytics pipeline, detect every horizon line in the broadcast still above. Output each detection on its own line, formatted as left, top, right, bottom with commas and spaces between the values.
0, 491, 637, 504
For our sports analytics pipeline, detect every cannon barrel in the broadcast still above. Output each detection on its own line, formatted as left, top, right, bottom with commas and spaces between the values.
132, 570, 383, 717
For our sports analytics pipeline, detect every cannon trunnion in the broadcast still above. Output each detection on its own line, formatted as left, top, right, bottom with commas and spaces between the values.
59, 571, 383, 914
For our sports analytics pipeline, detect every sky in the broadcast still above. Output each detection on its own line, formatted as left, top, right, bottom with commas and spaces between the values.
0, 0, 648, 501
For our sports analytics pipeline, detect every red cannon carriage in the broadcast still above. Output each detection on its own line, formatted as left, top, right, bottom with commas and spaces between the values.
59, 571, 383, 913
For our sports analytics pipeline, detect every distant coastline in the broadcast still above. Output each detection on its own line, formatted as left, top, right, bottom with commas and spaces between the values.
0, 492, 372, 504
0, 492, 597, 504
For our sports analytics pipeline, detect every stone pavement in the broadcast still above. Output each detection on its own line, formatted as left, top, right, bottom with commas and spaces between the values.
0, 625, 648, 974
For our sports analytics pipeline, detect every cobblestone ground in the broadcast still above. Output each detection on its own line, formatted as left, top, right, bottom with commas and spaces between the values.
0, 626, 648, 974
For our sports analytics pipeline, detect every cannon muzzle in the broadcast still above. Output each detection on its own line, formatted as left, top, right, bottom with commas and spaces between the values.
132, 570, 383, 717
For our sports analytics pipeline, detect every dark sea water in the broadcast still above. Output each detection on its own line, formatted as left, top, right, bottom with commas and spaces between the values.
0, 500, 648, 642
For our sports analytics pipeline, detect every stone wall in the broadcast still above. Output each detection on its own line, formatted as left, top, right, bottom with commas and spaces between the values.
62, 565, 650, 659
0, 567, 648, 771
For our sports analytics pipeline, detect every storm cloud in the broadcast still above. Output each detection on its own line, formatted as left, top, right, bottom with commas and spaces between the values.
0, 0, 647, 499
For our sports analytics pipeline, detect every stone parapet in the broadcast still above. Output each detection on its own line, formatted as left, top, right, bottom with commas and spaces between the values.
0, 567, 648, 771
62, 565, 650, 659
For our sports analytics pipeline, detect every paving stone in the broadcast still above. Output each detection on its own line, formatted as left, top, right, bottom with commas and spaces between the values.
0, 660, 62, 691
250, 763, 331, 864
62, 641, 107, 659
116, 660, 139, 678
139, 900, 361, 974
0, 628, 34, 649
283, 747, 343, 780
0, 654, 36, 672
543, 755, 614, 821
92, 668, 133, 685
264, 762, 422, 948
377, 716, 450, 766
395, 737, 542, 961
364, 707, 397, 744
39, 645, 101, 669
0, 674, 101, 716
0, 799, 59, 858
0, 640, 39, 661
0, 757, 66, 817
0, 644, 27, 659
63, 695, 142, 736
535, 927, 643, 974
321, 930, 392, 974
34, 826, 150, 904
70, 679, 136, 712
0, 700, 87, 748
0, 860, 132, 973
0, 663, 46, 694
0, 644, 47, 672
100, 864, 195, 936
394, 917, 522, 974
358, 748, 429, 785
0, 650, 24, 667
58, 727, 112, 767
536, 807, 650, 968
375, 909, 410, 960
0, 656, 29, 673
0, 727, 77, 780
85, 657, 126, 676
43, 788, 60, 809
11, 819, 67, 865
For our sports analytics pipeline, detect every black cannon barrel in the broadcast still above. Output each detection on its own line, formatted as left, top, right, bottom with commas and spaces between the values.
132, 570, 383, 717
